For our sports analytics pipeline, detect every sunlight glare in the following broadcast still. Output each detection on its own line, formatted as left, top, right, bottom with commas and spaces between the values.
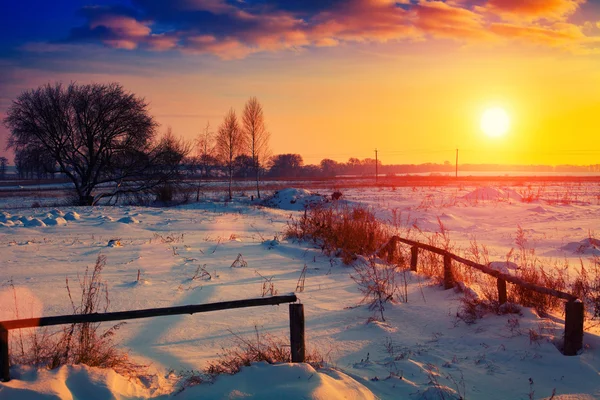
480, 107, 510, 138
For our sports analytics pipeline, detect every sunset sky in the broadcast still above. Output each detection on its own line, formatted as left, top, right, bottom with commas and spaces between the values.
1, 0, 600, 166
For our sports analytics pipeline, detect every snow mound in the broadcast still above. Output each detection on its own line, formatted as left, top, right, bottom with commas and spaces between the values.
64, 211, 81, 221
561, 238, 600, 255
263, 188, 328, 210
49, 209, 65, 217
183, 362, 376, 400
528, 206, 548, 213
488, 261, 520, 274
0, 221, 15, 228
98, 215, 115, 222
0, 365, 153, 399
0, 363, 375, 400
118, 216, 140, 224
23, 218, 46, 227
43, 217, 67, 226
0, 212, 11, 222
462, 187, 523, 202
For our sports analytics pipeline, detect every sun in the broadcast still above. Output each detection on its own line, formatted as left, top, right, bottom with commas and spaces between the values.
480, 107, 510, 138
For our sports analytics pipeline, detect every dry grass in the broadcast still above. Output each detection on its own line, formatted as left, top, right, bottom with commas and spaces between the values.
177, 327, 325, 392
285, 203, 392, 264
351, 257, 399, 322
9, 255, 144, 377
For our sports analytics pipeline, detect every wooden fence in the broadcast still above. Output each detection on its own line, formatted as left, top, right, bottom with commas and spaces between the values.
383, 236, 584, 356
0, 294, 303, 382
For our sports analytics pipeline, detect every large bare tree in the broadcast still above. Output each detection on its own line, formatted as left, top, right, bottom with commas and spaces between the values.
4, 82, 186, 205
242, 97, 271, 199
215, 108, 244, 200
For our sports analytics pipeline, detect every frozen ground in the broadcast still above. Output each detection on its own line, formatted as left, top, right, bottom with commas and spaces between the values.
0, 183, 600, 399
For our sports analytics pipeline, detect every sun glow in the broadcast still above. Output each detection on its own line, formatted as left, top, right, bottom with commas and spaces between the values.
481, 107, 510, 138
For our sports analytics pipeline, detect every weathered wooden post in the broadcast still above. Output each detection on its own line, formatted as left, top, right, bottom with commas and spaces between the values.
0, 326, 9, 382
564, 300, 584, 356
289, 303, 305, 362
497, 278, 507, 305
410, 246, 418, 272
443, 253, 454, 290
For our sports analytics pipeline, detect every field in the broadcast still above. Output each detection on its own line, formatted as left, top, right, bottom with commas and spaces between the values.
1, 178, 600, 399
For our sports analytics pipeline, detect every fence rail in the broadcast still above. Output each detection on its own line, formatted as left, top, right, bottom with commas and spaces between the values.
0, 294, 303, 382
383, 236, 584, 356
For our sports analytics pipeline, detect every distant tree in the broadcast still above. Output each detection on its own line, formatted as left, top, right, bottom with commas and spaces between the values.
268, 153, 303, 178
233, 154, 254, 178
195, 122, 217, 178
13, 146, 57, 179
301, 164, 321, 178
0, 157, 7, 179
4, 82, 186, 205
242, 97, 271, 199
215, 108, 244, 199
319, 158, 339, 177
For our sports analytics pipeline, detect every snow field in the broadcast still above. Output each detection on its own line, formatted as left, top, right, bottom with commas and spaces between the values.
0, 184, 599, 399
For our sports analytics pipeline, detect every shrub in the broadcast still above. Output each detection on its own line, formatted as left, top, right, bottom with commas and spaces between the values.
285, 204, 391, 264
351, 257, 399, 322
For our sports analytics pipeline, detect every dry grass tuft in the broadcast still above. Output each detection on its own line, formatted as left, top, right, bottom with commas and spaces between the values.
285, 204, 391, 264
9, 255, 145, 377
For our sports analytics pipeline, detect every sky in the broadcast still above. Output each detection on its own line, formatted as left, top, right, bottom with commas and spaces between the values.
1, 0, 600, 166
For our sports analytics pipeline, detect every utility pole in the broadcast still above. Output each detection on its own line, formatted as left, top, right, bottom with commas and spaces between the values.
375, 149, 378, 184
455, 148, 458, 178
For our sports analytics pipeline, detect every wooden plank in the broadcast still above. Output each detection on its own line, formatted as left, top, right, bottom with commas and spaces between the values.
497, 278, 507, 305
0, 328, 8, 382
410, 246, 418, 272
392, 236, 576, 302
0, 294, 297, 330
289, 304, 305, 363
564, 300, 584, 356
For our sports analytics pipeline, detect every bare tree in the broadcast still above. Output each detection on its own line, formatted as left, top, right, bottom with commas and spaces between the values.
195, 122, 216, 178
215, 108, 244, 200
4, 82, 186, 205
242, 97, 271, 199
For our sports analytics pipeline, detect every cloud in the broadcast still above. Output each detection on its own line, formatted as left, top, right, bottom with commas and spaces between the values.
489, 21, 586, 47
412, 1, 491, 41
34, 0, 600, 58
476, 0, 584, 22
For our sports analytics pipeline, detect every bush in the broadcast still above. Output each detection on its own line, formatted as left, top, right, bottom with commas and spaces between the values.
285, 204, 391, 264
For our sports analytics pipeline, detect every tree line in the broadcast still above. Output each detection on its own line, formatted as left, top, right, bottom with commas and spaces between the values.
3, 81, 389, 206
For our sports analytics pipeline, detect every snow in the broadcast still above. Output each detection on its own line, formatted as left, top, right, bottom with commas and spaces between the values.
1, 183, 600, 399
263, 188, 329, 210
462, 186, 523, 202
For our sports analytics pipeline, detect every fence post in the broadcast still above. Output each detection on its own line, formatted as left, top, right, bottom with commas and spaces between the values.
564, 300, 584, 356
497, 278, 507, 305
443, 253, 454, 290
410, 246, 418, 272
289, 304, 305, 363
0, 326, 9, 382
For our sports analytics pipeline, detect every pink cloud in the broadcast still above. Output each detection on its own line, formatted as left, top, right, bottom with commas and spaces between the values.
91, 16, 152, 38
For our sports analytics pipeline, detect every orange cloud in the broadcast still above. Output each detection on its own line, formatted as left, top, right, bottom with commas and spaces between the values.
476, 0, 584, 22
413, 1, 491, 41
490, 21, 587, 48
